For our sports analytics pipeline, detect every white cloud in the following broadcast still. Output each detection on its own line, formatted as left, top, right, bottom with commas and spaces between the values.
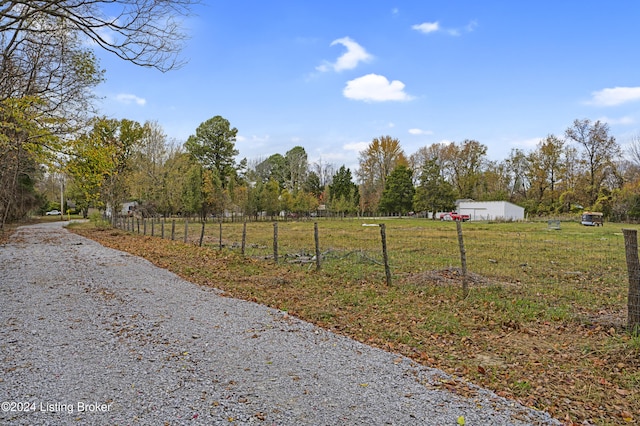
250, 135, 270, 143
115, 93, 146, 106
343, 141, 369, 152
412, 20, 477, 36
588, 87, 640, 106
409, 128, 433, 135
343, 74, 414, 102
313, 151, 347, 163
465, 21, 478, 32
598, 115, 635, 125
236, 134, 270, 147
511, 137, 542, 149
412, 22, 440, 34
82, 17, 118, 47
316, 37, 373, 72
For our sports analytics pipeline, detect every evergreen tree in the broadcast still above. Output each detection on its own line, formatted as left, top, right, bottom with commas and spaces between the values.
379, 165, 415, 214
328, 166, 359, 214
413, 159, 455, 217
185, 116, 239, 187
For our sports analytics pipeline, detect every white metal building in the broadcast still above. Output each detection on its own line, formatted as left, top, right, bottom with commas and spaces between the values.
456, 200, 525, 221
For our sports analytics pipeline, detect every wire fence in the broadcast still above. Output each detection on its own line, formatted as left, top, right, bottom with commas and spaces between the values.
112, 215, 639, 333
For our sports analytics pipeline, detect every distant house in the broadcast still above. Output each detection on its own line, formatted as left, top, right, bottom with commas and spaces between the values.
106, 201, 138, 217
121, 201, 138, 216
456, 200, 525, 221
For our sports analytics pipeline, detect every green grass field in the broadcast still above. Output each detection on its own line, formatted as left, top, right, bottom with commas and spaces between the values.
130, 217, 633, 319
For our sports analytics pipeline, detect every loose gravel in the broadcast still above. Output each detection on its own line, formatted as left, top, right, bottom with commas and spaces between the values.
0, 222, 560, 425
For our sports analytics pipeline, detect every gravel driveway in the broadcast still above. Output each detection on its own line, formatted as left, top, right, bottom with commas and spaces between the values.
0, 222, 560, 425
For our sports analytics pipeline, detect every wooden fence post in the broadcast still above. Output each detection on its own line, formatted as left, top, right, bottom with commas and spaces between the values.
161, 218, 165, 239
379, 224, 392, 285
456, 220, 469, 298
219, 221, 223, 250
136, 218, 140, 234
314, 222, 321, 271
199, 221, 205, 247
273, 222, 278, 263
151, 217, 155, 236
184, 219, 188, 243
171, 219, 175, 241
623, 229, 640, 335
241, 219, 247, 256
143, 219, 147, 235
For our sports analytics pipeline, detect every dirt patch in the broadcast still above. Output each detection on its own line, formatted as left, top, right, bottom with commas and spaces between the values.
407, 268, 512, 288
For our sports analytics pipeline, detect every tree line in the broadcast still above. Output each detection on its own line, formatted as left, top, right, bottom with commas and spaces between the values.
2, 0, 640, 229
6, 106, 640, 225
356, 121, 638, 221
51, 114, 640, 224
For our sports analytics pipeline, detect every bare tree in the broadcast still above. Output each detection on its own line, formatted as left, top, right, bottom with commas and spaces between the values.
627, 133, 640, 167
1, 15, 104, 135
284, 146, 308, 193
310, 157, 335, 188
565, 119, 621, 206
127, 120, 167, 205
0, 0, 195, 73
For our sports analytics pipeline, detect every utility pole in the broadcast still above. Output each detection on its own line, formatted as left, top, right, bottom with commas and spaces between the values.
60, 173, 64, 220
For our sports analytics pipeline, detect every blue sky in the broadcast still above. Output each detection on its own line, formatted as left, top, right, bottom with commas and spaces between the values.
94, 1, 640, 172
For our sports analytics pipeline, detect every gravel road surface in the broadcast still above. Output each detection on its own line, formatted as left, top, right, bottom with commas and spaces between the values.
0, 222, 560, 425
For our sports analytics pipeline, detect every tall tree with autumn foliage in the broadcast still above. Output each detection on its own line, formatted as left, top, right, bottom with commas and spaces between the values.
442, 139, 488, 199
525, 135, 566, 213
66, 117, 146, 220
356, 136, 407, 213
565, 119, 622, 207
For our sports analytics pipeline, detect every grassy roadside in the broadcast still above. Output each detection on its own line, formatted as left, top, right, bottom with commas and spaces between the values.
67, 219, 639, 425
0, 224, 16, 245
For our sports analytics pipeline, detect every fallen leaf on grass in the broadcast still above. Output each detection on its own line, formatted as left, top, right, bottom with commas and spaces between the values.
620, 410, 634, 422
